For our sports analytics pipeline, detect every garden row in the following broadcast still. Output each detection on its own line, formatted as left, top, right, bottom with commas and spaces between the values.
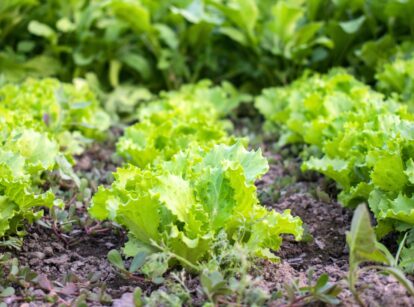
1, 0, 414, 305
3, 73, 414, 305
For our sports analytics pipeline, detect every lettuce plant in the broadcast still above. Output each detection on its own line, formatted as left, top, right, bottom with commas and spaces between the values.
117, 81, 247, 168
90, 86, 302, 273
255, 69, 414, 238
0, 78, 110, 155
90, 143, 302, 269
376, 55, 414, 111
0, 128, 57, 237
0, 78, 110, 238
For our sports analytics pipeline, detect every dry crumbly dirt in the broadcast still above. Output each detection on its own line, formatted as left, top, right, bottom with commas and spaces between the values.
1, 139, 414, 306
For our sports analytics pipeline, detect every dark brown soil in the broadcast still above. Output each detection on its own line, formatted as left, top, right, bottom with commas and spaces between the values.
2, 141, 414, 306
18, 226, 144, 299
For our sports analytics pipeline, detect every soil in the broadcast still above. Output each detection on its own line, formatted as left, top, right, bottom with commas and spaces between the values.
1, 139, 414, 306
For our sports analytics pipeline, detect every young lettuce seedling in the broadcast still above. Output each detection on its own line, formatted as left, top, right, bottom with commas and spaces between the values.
346, 204, 414, 306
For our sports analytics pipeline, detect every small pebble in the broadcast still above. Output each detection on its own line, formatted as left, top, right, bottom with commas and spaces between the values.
44, 246, 54, 256
30, 252, 46, 260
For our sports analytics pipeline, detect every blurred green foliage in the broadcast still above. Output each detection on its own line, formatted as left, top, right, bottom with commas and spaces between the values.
1, 0, 414, 92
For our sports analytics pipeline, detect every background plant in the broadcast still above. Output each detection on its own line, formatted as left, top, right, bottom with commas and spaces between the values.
2, 0, 414, 94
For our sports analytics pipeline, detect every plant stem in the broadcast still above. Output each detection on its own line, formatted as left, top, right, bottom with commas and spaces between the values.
168, 252, 200, 272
